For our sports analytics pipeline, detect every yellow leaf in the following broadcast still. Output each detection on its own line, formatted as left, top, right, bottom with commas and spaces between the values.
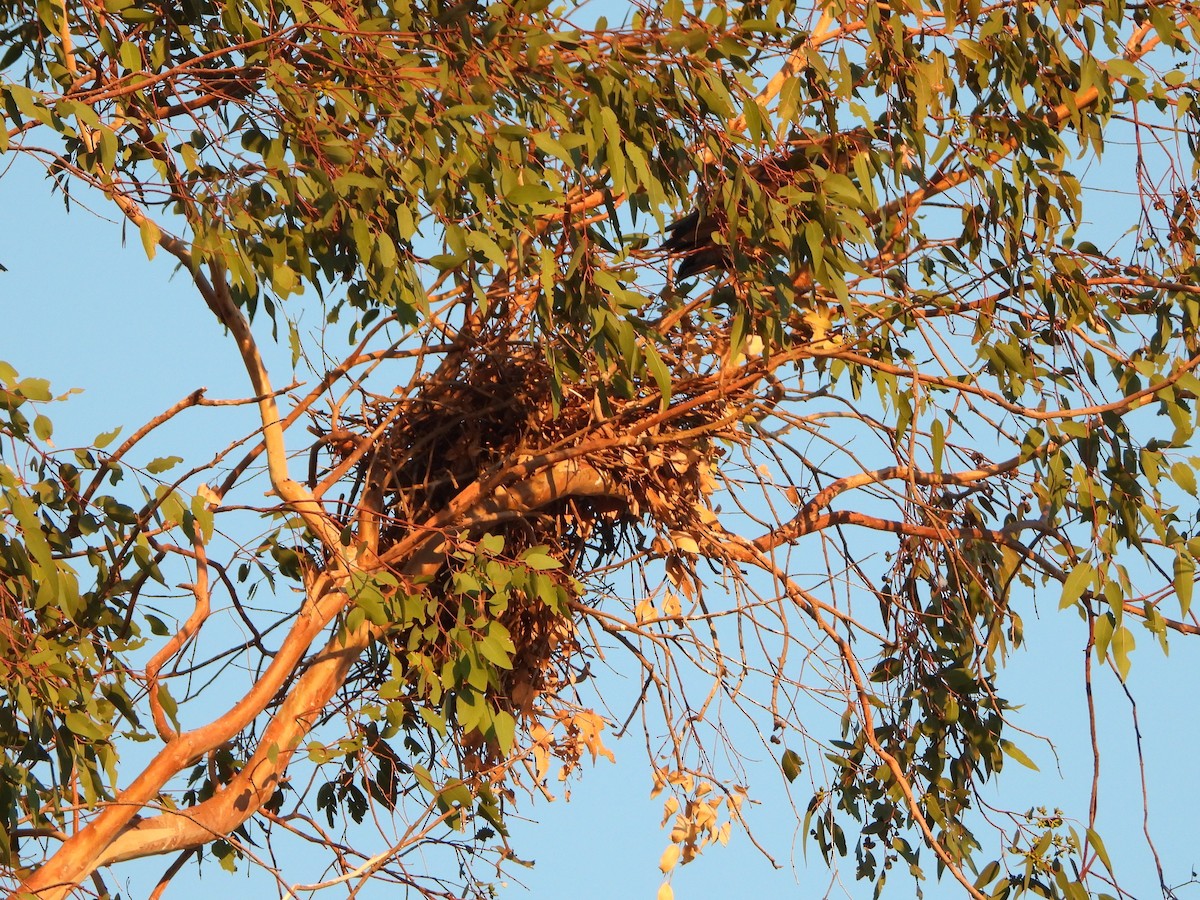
659, 844, 681, 874
672, 533, 700, 554
661, 795, 679, 824
657, 884, 674, 900
650, 769, 666, 798
570, 710, 616, 763
139, 218, 160, 260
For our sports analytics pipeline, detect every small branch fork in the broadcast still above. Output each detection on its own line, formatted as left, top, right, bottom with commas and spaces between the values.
145, 531, 212, 742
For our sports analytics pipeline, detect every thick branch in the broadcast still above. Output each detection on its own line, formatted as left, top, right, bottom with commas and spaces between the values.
14, 569, 350, 900
26, 459, 622, 885
758, 459, 1032, 550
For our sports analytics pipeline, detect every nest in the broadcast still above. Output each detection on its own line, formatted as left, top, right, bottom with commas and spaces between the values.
321, 321, 762, 760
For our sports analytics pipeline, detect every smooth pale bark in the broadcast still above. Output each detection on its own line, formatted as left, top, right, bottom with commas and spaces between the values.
16, 456, 622, 898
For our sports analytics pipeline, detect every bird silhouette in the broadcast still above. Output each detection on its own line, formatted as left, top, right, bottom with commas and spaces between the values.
662, 129, 871, 279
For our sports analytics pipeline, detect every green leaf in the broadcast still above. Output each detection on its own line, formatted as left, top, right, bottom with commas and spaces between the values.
532, 131, 575, 166
742, 98, 764, 142
272, 264, 296, 295
1000, 740, 1039, 771
418, 707, 446, 735
429, 252, 465, 271
95, 427, 122, 449
64, 710, 106, 741
1110, 625, 1135, 681
1085, 827, 1114, 874
973, 860, 1001, 889
214, 840, 238, 872
643, 342, 672, 410
17, 377, 51, 401
452, 571, 481, 596
190, 493, 214, 541
412, 763, 435, 792
156, 684, 180, 730
147, 456, 183, 474
437, 779, 473, 810
930, 418, 944, 472
477, 533, 505, 556
4, 488, 57, 592
491, 709, 516, 753
288, 321, 302, 367
1060, 561, 1093, 609
33, 414, 52, 441
118, 7, 157, 22
1173, 551, 1194, 617
1171, 461, 1196, 496
781, 748, 802, 782
351, 574, 388, 626
868, 657, 903, 682
156, 488, 186, 527
506, 183, 554, 205
455, 689, 486, 731
522, 549, 562, 570
466, 231, 507, 268
118, 41, 141, 71
478, 629, 514, 669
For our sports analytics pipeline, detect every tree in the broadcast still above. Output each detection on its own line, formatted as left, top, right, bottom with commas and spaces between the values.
2, 0, 1200, 896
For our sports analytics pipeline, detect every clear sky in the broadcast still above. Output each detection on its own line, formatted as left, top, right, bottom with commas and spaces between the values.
3, 22, 1200, 900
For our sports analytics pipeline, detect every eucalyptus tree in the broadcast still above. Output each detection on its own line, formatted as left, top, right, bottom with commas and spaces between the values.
2, 0, 1199, 897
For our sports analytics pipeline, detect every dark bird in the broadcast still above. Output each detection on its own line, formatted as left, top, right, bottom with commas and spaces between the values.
662, 129, 872, 279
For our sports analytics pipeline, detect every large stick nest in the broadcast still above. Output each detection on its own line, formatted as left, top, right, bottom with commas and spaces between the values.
348, 324, 761, 560
323, 319, 767, 761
